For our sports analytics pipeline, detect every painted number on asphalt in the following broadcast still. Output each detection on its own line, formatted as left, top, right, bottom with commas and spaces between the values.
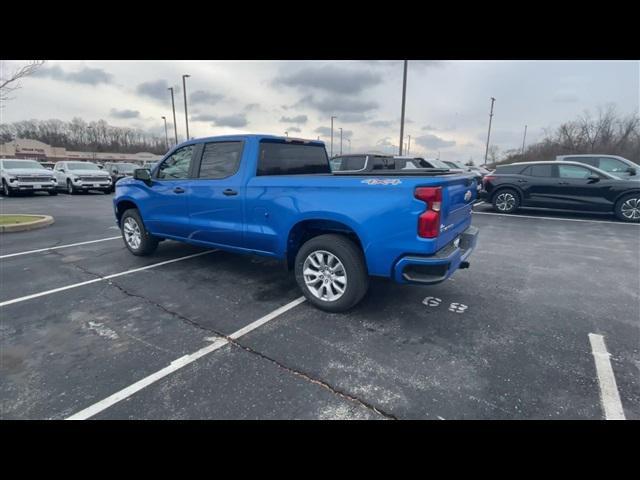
448, 303, 468, 314
422, 296, 442, 307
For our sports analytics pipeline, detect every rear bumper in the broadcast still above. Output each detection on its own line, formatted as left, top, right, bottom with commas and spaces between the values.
392, 226, 479, 285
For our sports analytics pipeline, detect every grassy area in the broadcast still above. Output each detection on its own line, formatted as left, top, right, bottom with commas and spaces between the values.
0, 215, 44, 226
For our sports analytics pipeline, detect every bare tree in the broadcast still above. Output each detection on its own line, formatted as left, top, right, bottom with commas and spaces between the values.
0, 60, 45, 105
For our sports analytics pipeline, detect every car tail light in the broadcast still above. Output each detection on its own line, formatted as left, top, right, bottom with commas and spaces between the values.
415, 187, 442, 238
482, 175, 496, 186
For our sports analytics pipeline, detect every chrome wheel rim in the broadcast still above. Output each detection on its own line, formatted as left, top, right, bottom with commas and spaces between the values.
496, 192, 516, 211
303, 250, 347, 302
621, 198, 640, 220
123, 217, 142, 249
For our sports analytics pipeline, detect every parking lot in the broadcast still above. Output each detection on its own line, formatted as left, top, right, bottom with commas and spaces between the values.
1, 192, 638, 420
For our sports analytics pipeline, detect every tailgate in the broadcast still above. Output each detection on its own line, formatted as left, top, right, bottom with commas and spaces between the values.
437, 175, 477, 249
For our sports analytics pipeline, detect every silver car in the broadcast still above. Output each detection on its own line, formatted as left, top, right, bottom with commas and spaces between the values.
53, 161, 112, 194
555, 154, 638, 180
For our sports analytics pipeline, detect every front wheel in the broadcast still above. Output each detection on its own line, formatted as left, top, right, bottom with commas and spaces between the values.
2, 180, 13, 197
121, 209, 159, 256
492, 189, 520, 213
294, 234, 369, 313
615, 193, 640, 223
66, 180, 76, 195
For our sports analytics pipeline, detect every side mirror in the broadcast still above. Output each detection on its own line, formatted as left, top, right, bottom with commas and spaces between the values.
587, 174, 600, 182
60, 168, 65, 173
133, 168, 152, 186
627, 167, 637, 176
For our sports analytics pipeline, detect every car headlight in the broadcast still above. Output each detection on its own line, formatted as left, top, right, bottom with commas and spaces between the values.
73, 176, 80, 182
8, 176, 16, 183
51, 177, 57, 183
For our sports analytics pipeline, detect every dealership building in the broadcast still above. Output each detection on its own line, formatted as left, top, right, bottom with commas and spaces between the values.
0, 139, 163, 165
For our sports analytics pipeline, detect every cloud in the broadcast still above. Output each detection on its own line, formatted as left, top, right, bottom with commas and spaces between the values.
136, 80, 178, 101
422, 124, 438, 131
314, 126, 352, 139
274, 65, 382, 95
280, 114, 308, 124
295, 94, 378, 114
189, 90, 223, 105
244, 103, 260, 111
369, 120, 394, 128
415, 134, 456, 149
553, 92, 580, 103
192, 113, 248, 128
335, 113, 369, 123
110, 108, 140, 119
33, 65, 112, 85
286, 126, 301, 133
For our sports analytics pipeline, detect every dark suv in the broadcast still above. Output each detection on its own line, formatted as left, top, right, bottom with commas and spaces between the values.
103, 162, 138, 192
480, 161, 640, 222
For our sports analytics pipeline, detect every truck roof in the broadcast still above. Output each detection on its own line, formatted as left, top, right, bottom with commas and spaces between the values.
178, 134, 325, 146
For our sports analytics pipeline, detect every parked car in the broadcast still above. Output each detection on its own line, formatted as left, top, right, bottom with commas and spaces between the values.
40, 162, 56, 170
53, 161, 112, 194
114, 135, 479, 312
103, 162, 139, 192
1, 158, 58, 196
480, 161, 640, 222
554, 154, 638, 180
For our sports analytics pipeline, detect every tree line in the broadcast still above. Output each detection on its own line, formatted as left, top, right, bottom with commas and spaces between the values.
0, 118, 168, 155
492, 106, 640, 167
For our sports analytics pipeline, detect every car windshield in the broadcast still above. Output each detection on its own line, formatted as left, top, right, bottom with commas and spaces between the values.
114, 163, 137, 173
2, 160, 46, 170
67, 162, 101, 171
429, 159, 452, 169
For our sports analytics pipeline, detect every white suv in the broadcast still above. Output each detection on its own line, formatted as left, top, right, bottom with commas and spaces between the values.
53, 161, 112, 194
555, 154, 638, 180
1, 158, 58, 196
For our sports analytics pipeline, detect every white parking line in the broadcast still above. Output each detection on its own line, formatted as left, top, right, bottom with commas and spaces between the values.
0, 236, 121, 260
473, 211, 639, 226
588, 333, 626, 420
66, 296, 306, 420
0, 250, 216, 308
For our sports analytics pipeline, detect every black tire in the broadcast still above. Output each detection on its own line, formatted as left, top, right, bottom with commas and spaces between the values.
48, 190, 58, 196
294, 234, 369, 313
492, 188, 520, 213
2, 180, 13, 197
66, 179, 76, 195
120, 208, 159, 256
614, 193, 640, 223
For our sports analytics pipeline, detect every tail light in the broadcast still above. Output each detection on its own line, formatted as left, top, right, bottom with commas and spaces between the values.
482, 175, 496, 187
415, 186, 442, 238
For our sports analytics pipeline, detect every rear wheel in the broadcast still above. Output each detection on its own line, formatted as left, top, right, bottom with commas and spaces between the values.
66, 180, 76, 195
615, 193, 640, 223
294, 234, 369, 313
121, 209, 159, 256
492, 188, 519, 213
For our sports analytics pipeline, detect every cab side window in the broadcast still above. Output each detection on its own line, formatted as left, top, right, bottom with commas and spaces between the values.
558, 165, 591, 179
597, 157, 627, 173
197, 142, 242, 179
156, 146, 194, 180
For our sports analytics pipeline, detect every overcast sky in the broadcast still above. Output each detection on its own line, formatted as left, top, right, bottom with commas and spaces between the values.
1, 60, 638, 162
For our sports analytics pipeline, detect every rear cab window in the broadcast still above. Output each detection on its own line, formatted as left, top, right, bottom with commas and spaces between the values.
197, 141, 243, 179
258, 140, 330, 176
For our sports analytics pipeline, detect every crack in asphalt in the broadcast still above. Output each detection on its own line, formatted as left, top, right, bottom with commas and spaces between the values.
45, 252, 399, 420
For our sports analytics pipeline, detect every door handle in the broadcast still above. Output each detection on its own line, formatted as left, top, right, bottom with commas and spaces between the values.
223, 189, 238, 196
173, 187, 185, 193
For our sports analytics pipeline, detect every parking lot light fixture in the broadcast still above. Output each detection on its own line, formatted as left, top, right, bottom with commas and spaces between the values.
182, 74, 191, 140
168, 87, 179, 145
399, 60, 408, 156
339, 127, 343, 155
161, 116, 169, 150
330, 116, 337, 157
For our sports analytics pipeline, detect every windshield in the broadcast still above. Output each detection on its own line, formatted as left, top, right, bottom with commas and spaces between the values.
113, 163, 137, 173
67, 162, 101, 171
1, 160, 46, 170
429, 159, 453, 169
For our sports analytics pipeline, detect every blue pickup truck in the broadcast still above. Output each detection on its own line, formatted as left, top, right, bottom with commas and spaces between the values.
113, 134, 479, 312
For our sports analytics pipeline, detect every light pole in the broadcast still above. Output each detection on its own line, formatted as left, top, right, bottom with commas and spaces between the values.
483, 97, 496, 166
182, 74, 191, 140
285, 131, 288, 137
521, 125, 528, 156
399, 60, 408, 156
346, 138, 351, 153
168, 87, 179, 145
407, 134, 411, 155
339, 127, 343, 155
330, 116, 337, 157
161, 116, 169, 150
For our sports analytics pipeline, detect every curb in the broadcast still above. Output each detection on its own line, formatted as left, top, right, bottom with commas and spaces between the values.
0, 215, 55, 233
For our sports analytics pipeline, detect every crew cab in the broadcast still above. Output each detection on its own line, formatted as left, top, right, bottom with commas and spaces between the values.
1, 158, 58, 196
113, 135, 479, 312
53, 161, 112, 194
